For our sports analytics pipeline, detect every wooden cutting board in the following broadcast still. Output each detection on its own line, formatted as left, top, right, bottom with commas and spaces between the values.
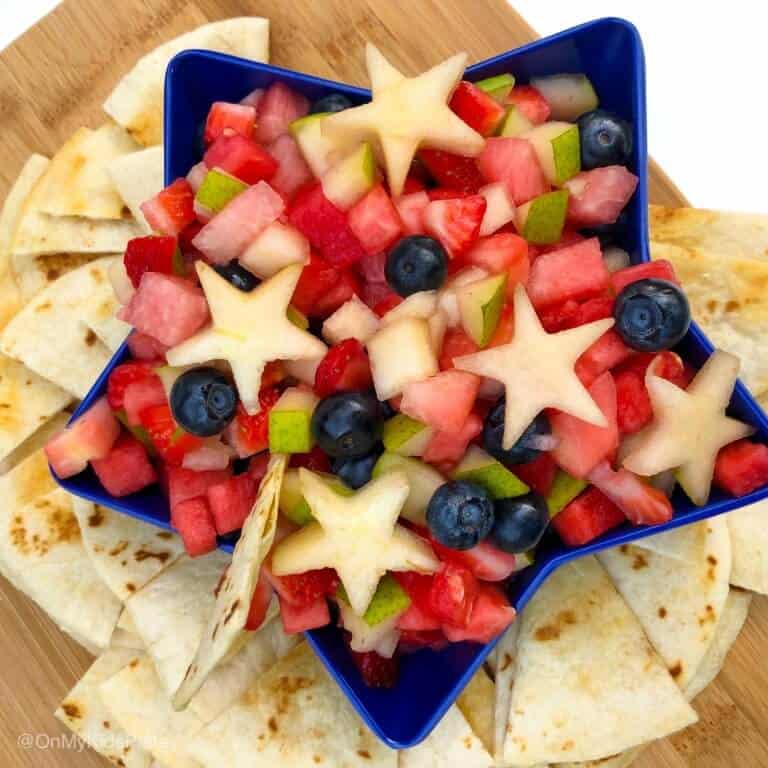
0, 2, 765, 766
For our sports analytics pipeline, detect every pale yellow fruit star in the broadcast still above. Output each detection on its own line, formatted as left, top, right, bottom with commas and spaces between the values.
166, 262, 326, 415
322, 43, 485, 196
270, 469, 439, 616
455, 283, 614, 450
622, 349, 754, 505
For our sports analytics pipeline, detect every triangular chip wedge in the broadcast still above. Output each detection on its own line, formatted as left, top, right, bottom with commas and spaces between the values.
80, 261, 132, 351
56, 648, 152, 768
104, 18, 269, 147
108, 145, 164, 232
493, 622, 521, 761
503, 557, 697, 766
110, 609, 145, 651
35, 124, 139, 220
0, 410, 69, 476
14, 252, 95, 304
456, 668, 496, 757
726, 499, 768, 593
172, 453, 287, 709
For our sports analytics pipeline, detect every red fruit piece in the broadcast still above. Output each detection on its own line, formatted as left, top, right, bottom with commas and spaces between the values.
141, 179, 196, 237
488, 303, 515, 347
314, 339, 373, 398
280, 595, 332, 634
248, 452, 271, 485
245, 569, 274, 631
506, 85, 551, 124
255, 82, 310, 145
292, 254, 360, 318
395, 191, 430, 236
439, 328, 479, 370
442, 584, 515, 644
289, 446, 331, 473
397, 601, 443, 632
203, 133, 278, 185
139, 403, 204, 466
400, 370, 481, 433
399, 629, 449, 652
347, 184, 403, 256
107, 362, 156, 410
465, 233, 530, 293
575, 330, 633, 388
166, 466, 231, 511
224, 388, 281, 458
207, 473, 258, 535
268, 567, 340, 608
429, 563, 479, 628
429, 537, 518, 582
124, 236, 180, 289
91, 433, 157, 497
614, 368, 653, 434
123, 375, 167, 426
126, 332, 169, 363
449, 81, 506, 136
372, 293, 403, 317
564, 166, 639, 227
423, 412, 483, 465
512, 452, 558, 496
393, 571, 439, 628
423, 195, 486, 258
420, 149, 485, 194
477, 137, 548, 206
266, 134, 313, 201
552, 486, 626, 546
610, 259, 679, 295
204, 101, 256, 144
350, 649, 399, 688
172, 496, 217, 557
714, 440, 768, 497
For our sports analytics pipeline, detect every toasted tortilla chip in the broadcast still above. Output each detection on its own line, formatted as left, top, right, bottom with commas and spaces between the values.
36, 124, 139, 220
503, 557, 696, 766
108, 145, 164, 232
0, 410, 69, 475
188, 642, 396, 768
81, 271, 132, 351
456, 668, 495, 757
104, 18, 270, 147
493, 623, 522, 761
598, 518, 731, 690
725, 499, 768, 593
0, 257, 115, 398
56, 648, 152, 768
172, 453, 286, 709
14, 252, 95, 304
72, 500, 185, 601
111, 609, 145, 651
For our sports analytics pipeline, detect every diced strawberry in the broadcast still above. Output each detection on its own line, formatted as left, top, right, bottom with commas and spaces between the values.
439, 328, 480, 370
192, 181, 285, 265
465, 233, 529, 295
564, 166, 639, 226
347, 184, 403, 256
420, 149, 485, 194
123, 236, 180, 289
714, 440, 768, 497
122, 375, 167, 426
126, 332, 169, 363
141, 179, 196, 237
506, 85, 551, 124
245, 569, 274, 631
203, 133, 277, 185
442, 584, 515, 644
400, 370, 481, 433
551, 372, 618, 479
395, 191, 430, 236
350, 649, 399, 688
610, 260, 679, 295
224, 388, 281, 458
289, 446, 331, 473
255, 82, 310, 144
119, 273, 209, 347
429, 537, 518, 582
91, 433, 157, 497
423, 411, 483, 465
314, 339, 373, 397
588, 460, 673, 525
107, 362, 157, 411
204, 101, 256, 145
477, 137, 548, 206
429, 563, 479, 628
450, 81, 506, 136
289, 184, 366, 268
167, 466, 231, 511
372, 293, 403, 317
178, 220, 205, 258
280, 594, 331, 634
527, 238, 610, 310
45, 398, 121, 479
552, 486, 626, 546
315, 270, 361, 318
423, 195, 486, 258
575, 330, 633, 387
267, 567, 340, 608
139, 403, 204, 466
292, 253, 341, 316
403, 174, 427, 194
512, 453, 558, 496
266, 134, 313, 201
207, 473, 258, 535
172, 496, 217, 557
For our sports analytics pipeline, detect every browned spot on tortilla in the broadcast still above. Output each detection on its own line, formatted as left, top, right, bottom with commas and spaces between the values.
129, 658, 139, 669
61, 702, 81, 719
561, 740, 575, 751
109, 541, 129, 557
35, 300, 52, 312
500, 652, 512, 671
125, 583, 136, 593
268, 716, 278, 733
88, 510, 104, 527
706, 299, 718, 314
534, 610, 577, 642
224, 599, 241, 625
84, 329, 98, 347
103, 720, 111, 729
619, 544, 629, 554
669, 662, 683, 679
463, 736, 473, 749
11, 497, 80, 556
134, 548, 171, 563
707, 555, 718, 566
116, 760, 126, 768
357, 749, 372, 759
724, 300, 740, 313
658, 606, 668, 619
313, 756, 323, 764
699, 604, 716, 626
632, 553, 648, 570
212, 623, 219, 642
157, 531, 173, 540
90, 267, 104, 284
214, 571, 227, 598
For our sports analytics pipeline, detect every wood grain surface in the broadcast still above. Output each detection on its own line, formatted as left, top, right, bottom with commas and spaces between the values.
0, 2, 764, 766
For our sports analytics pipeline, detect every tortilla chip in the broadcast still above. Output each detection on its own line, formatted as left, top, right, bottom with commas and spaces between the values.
503, 557, 696, 766
111, 611, 145, 652
188, 642, 396, 768
493, 623, 522, 761
0, 256, 116, 398
0, 410, 70, 476
81, 274, 132, 351
72, 500, 185, 601
36, 124, 139, 220
724, 499, 768, 593
56, 648, 152, 768
172, 453, 286, 709
104, 18, 270, 147
108, 146, 164, 232
14, 252, 95, 304
456, 668, 495, 757
561, 747, 645, 768
598, 517, 731, 690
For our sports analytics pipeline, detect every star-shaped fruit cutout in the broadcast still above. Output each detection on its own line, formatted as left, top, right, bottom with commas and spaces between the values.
270, 469, 439, 616
322, 44, 485, 196
166, 262, 326, 414
622, 349, 754, 505
455, 283, 614, 450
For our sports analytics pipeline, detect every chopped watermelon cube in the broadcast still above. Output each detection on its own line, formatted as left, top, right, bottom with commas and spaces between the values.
186, 162, 208, 194
138, 403, 204, 467
289, 446, 331, 473
206, 473, 258, 535
526, 237, 610, 310
126, 332, 169, 363
123, 236, 181, 289
91, 433, 157, 497
279, 594, 331, 634
419, 149, 485, 194
439, 327, 480, 370
423, 194, 486, 258
540, 295, 614, 334
442, 584, 515, 644
512, 452, 558, 496
172, 496, 217, 557
714, 440, 768, 497
204, 101, 256, 144
107, 362, 157, 411
400, 370, 481, 433
449, 81, 506, 136
118, 272, 209, 347
552, 486, 625, 546
399, 630, 449, 653
167, 465, 231, 511
255, 82, 310, 145
347, 184, 403, 256
465, 233, 530, 294
45, 397, 121, 479
245, 569, 274, 631
266, 134, 313, 201
291, 253, 359, 318
203, 133, 278, 185
371, 292, 403, 317
614, 367, 653, 434
397, 602, 442, 632
122, 375, 167, 426
224, 388, 281, 458
428, 563, 479, 629
506, 85, 551, 124
314, 339, 373, 398
429, 537, 518, 582
140, 179, 196, 237
423, 411, 483, 465
182, 440, 235, 472
564, 166, 639, 226
610, 259, 679, 295
266, 567, 340, 608
575, 330, 633, 387
477, 137, 548, 206
393, 571, 440, 626
248, 451, 272, 484
395, 191, 430, 236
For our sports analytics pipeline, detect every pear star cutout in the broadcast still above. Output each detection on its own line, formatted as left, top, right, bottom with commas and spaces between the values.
270, 469, 439, 616
322, 44, 485, 196
166, 262, 326, 414
622, 349, 754, 505
455, 284, 614, 450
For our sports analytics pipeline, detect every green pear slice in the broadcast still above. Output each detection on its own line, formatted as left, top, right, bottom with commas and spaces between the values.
268, 387, 318, 454
498, 105, 534, 137
195, 169, 247, 213
323, 295, 381, 345
289, 112, 345, 177
531, 74, 598, 121
515, 189, 569, 245
475, 73, 516, 104
457, 273, 508, 346
452, 445, 529, 499
523, 121, 581, 184
338, 599, 400, 656
240, 221, 309, 279
321, 142, 376, 211
373, 452, 444, 525
546, 470, 588, 517
382, 414, 434, 458
279, 469, 352, 525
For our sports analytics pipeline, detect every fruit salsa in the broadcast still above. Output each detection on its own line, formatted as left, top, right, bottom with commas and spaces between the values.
45, 46, 768, 688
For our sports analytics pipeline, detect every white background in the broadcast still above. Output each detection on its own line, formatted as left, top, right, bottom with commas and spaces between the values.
0, 1, 764, 212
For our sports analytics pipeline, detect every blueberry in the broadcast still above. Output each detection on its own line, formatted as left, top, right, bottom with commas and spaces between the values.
170, 367, 237, 437
483, 402, 551, 465
491, 493, 549, 553
214, 260, 259, 292
577, 109, 633, 170
385, 236, 448, 297
427, 481, 495, 550
311, 392, 382, 459
614, 278, 691, 352
332, 445, 383, 490
580, 210, 629, 248
310, 93, 354, 114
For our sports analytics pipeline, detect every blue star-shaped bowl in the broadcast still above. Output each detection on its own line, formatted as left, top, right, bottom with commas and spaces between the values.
56, 17, 768, 749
